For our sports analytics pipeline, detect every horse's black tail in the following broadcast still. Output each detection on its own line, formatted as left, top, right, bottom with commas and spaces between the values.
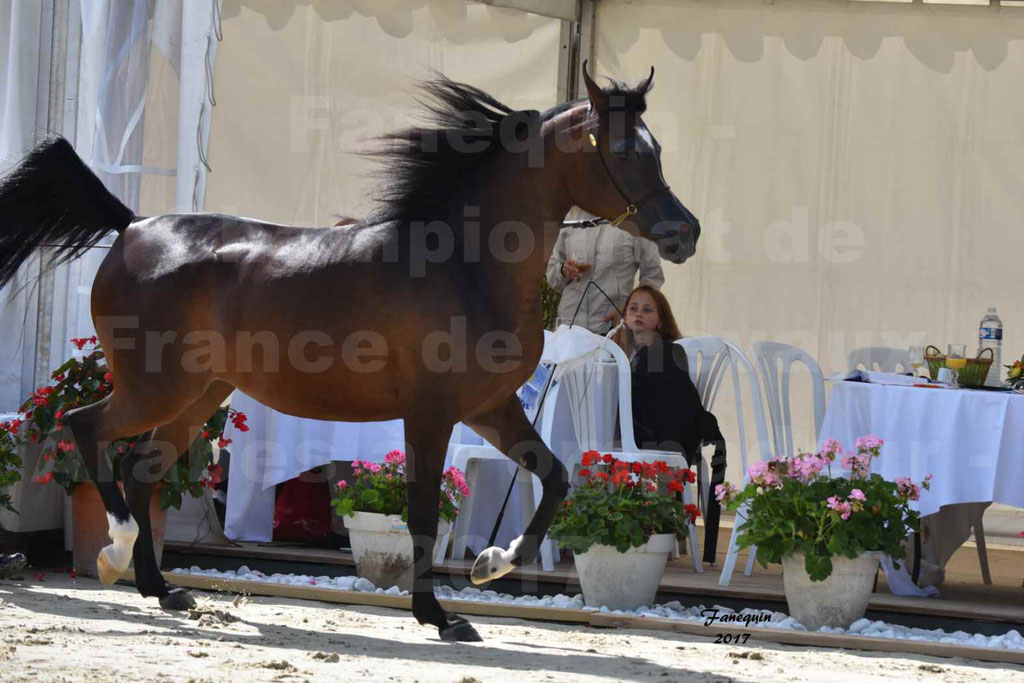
0, 136, 133, 288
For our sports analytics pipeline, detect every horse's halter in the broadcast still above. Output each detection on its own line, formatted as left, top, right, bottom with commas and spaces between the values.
589, 129, 672, 227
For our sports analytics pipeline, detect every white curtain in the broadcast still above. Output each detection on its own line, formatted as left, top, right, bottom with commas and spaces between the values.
0, 0, 46, 413
51, 0, 222, 370
1, 0, 223, 405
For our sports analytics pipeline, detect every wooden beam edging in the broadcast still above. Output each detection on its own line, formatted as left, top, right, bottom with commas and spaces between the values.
123, 570, 590, 624
124, 571, 1024, 666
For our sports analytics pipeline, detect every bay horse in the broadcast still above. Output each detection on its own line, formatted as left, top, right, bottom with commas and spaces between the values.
0, 62, 699, 641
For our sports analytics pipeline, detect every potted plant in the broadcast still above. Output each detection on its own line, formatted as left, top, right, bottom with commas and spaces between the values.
7, 337, 246, 576
331, 450, 470, 591
716, 436, 931, 630
548, 451, 700, 611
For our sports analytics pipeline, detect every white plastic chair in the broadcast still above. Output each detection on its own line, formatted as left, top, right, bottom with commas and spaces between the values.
716, 342, 827, 587
675, 337, 771, 511
549, 332, 704, 572
847, 347, 911, 374
751, 341, 826, 459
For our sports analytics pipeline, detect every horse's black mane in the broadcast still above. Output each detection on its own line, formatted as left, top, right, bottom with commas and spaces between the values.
366, 73, 652, 225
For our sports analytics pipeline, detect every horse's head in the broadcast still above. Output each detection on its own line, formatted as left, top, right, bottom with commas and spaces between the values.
564, 62, 700, 264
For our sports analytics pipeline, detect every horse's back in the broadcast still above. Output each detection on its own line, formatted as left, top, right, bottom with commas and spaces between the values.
113, 213, 383, 280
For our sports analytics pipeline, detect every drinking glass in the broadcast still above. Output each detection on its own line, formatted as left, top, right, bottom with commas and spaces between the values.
908, 345, 926, 378
570, 248, 594, 279
946, 344, 967, 387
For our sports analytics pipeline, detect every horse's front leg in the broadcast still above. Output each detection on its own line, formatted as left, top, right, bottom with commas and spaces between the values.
464, 393, 569, 584
404, 413, 481, 642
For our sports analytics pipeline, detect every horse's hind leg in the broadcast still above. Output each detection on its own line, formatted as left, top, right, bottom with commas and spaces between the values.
404, 412, 481, 642
120, 381, 235, 610
464, 394, 568, 585
62, 391, 182, 585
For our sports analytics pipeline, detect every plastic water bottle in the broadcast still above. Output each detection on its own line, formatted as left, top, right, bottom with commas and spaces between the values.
979, 307, 1003, 387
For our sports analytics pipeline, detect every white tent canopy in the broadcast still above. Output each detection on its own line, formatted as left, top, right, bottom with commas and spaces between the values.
2, 0, 1024, 504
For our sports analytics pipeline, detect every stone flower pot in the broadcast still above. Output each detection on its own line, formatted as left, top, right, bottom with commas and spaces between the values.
781, 551, 882, 630
573, 533, 676, 611
342, 511, 449, 592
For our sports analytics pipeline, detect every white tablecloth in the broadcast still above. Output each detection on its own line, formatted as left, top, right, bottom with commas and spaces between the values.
821, 382, 1024, 516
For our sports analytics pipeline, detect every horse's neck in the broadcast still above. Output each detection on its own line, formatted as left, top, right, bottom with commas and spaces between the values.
431, 157, 565, 339
470, 160, 568, 297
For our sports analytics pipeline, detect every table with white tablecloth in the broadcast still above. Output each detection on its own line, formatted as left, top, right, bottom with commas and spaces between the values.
820, 381, 1024, 590
821, 381, 1024, 516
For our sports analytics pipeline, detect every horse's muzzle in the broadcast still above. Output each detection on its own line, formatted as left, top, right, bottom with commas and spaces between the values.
654, 220, 699, 264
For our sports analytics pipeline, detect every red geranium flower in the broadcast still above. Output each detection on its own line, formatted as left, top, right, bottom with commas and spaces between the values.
206, 464, 224, 487
578, 468, 592, 478
218, 437, 232, 449
34, 472, 53, 484
581, 450, 600, 467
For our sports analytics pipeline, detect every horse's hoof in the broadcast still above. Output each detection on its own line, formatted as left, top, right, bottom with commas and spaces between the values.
439, 616, 482, 642
470, 546, 513, 585
96, 548, 125, 586
159, 588, 196, 611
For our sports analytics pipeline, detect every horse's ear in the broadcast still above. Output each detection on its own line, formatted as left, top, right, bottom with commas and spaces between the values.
581, 60, 607, 114
639, 66, 654, 94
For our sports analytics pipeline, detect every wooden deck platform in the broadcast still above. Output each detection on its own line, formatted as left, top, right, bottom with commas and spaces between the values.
163, 523, 1024, 626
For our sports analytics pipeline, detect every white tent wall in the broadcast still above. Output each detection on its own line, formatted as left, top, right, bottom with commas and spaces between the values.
594, 0, 1024, 491
203, 0, 561, 225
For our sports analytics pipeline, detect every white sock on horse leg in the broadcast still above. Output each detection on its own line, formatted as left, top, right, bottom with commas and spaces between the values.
470, 535, 525, 584
103, 513, 139, 571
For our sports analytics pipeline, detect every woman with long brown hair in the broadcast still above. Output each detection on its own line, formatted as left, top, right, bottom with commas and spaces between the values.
616, 285, 727, 564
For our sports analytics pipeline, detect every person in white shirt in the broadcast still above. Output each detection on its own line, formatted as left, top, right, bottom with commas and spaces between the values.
545, 208, 665, 334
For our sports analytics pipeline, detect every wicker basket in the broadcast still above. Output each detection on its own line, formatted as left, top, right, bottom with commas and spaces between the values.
924, 345, 994, 387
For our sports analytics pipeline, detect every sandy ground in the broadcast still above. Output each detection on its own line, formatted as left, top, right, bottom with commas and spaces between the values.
0, 573, 1022, 683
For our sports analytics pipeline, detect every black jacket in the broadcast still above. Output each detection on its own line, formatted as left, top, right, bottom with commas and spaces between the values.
630, 336, 727, 564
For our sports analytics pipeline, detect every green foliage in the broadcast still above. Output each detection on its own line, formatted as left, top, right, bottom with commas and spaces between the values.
0, 425, 22, 513
540, 278, 561, 331
3, 338, 241, 511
